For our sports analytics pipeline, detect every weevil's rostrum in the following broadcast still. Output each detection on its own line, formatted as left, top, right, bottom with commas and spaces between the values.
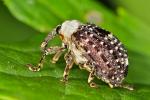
27, 20, 133, 90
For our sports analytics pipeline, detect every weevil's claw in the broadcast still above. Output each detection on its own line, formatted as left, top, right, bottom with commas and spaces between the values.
89, 82, 98, 88
60, 78, 68, 84
60, 76, 68, 84
51, 59, 56, 64
60, 78, 68, 83
26, 64, 41, 72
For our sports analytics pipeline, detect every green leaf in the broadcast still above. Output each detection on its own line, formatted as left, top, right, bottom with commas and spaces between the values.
1, 35, 150, 100
1, 0, 150, 100
114, 0, 150, 25
3, 0, 117, 32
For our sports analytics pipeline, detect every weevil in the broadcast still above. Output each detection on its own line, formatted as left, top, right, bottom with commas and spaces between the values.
27, 20, 133, 90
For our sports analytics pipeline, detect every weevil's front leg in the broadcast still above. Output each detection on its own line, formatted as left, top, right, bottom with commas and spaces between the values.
40, 28, 58, 51
27, 29, 59, 71
27, 52, 46, 72
88, 68, 97, 88
61, 51, 74, 83
27, 46, 64, 72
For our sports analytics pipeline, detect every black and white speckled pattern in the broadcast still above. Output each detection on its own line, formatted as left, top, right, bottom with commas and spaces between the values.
72, 23, 128, 86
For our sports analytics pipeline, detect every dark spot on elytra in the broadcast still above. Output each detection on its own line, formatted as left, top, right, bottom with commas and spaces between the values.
92, 34, 98, 40
107, 44, 114, 50
83, 46, 89, 52
81, 36, 87, 40
107, 63, 112, 68
101, 54, 107, 62
124, 66, 128, 77
88, 41, 93, 45
95, 27, 110, 36
112, 51, 118, 59
117, 62, 124, 67
73, 33, 80, 41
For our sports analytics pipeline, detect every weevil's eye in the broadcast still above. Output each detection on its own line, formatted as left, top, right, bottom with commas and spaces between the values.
56, 25, 61, 34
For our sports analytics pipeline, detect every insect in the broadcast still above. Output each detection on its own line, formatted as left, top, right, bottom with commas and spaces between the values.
27, 20, 133, 90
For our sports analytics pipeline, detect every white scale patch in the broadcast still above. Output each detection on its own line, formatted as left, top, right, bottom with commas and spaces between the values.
125, 58, 129, 66
60, 20, 81, 38
70, 43, 87, 64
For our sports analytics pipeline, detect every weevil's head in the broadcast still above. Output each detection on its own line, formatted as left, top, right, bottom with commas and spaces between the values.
56, 20, 81, 43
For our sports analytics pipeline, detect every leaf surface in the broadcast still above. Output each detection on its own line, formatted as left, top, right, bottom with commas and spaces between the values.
1, 0, 150, 99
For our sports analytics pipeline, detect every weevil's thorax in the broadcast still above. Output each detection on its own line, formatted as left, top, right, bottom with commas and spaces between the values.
72, 23, 129, 87
60, 20, 81, 44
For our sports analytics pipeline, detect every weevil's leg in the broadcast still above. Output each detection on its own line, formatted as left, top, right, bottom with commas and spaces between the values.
51, 50, 63, 63
27, 46, 64, 72
108, 83, 114, 89
40, 28, 58, 51
88, 68, 97, 88
118, 83, 134, 91
51, 43, 67, 63
108, 83, 133, 90
61, 51, 74, 83
27, 51, 46, 72
27, 28, 58, 71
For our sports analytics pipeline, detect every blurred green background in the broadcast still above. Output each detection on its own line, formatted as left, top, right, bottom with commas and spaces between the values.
0, 0, 150, 100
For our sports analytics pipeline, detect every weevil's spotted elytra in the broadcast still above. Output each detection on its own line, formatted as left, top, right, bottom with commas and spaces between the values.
27, 20, 133, 90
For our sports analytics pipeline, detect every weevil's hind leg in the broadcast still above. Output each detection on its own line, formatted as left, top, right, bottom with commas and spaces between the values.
119, 83, 134, 91
88, 68, 98, 88
108, 83, 134, 90
61, 51, 74, 83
